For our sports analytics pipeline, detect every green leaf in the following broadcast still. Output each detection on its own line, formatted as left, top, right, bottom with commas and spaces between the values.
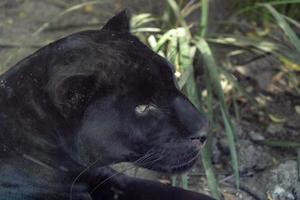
166, 0, 191, 37
131, 13, 156, 28
261, 3, 300, 54
201, 143, 220, 200
181, 173, 189, 189
260, 140, 300, 148
178, 32, 200, 108
171, 176, 177, 187
207, 36, 300, 65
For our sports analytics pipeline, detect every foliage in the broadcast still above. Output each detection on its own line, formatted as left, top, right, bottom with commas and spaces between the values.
132, 0, 300, 198
133, 0, 237, 199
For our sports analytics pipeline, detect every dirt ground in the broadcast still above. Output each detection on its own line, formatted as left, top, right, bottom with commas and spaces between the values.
1, 1, 299, 200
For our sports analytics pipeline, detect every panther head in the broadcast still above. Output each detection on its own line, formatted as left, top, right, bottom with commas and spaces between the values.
46, 10, 208, 174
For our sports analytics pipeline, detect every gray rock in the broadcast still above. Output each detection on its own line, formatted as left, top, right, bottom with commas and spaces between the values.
111, 162, 160, 181
271, 185, 295, 200
241, 160, 300, 200
212, 137, 221, 163
248, 131, 265, 142
263, 160, 300, 200
266, 123, 284, 135
237, 140, 272, 172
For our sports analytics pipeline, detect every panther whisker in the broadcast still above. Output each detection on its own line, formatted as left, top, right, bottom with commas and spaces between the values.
69, 158, 102, 200
135, 149, 161, 163
170, 149, 201, 170
22, 154, 55, 171
70, 151, 157, 198
136, 149, 165, 167
90, 149, 160, 193
90, 165, 137, 194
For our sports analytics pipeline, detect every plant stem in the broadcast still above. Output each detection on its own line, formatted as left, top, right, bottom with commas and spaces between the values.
200, 0, 209, 37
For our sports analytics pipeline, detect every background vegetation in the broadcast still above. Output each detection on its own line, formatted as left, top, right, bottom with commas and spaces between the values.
131, 1, 300, 199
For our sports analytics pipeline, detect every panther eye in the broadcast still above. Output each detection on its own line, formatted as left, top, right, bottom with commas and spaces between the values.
135, 104, 156, 116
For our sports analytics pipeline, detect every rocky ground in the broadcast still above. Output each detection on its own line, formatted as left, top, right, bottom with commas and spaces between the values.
1, 1, 299, 200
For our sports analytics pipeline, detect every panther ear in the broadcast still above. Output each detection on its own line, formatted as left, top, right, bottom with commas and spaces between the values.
54, 74, 97, 119
102, 9, 130, 32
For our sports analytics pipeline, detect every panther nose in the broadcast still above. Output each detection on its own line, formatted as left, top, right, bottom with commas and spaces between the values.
171, 96, 209, 147
190, 119, 208, 147
191, 136, 206, 147
190, 132, 208, 147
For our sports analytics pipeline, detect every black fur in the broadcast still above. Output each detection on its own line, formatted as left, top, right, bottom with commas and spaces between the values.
0, 10, 213, 200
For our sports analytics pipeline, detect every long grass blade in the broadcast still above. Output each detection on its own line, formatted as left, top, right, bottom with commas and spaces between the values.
178, 35, 200, 108
208, 36, 300, 65
263, 0, 300, 6
297, 148, 300, 181
181, 172, 189, 189
202, 68, 219, 198
131, 13, 156, 28
194, 38, 240, 189
167, 0, 189, 29
261, 4, 300, 54
283, 15, 300, 29
221, 106, 239, 184
33, 1, 104, 35
234, 0, 300, 17
152, 29, 176, 52
166, 0, 191, 38
260, 140, 300, 148
182, 2, 201, 17
200, 0, 209, 37
201, 141, 220, 200
131, 27, 161, 33
198, 1, 221, 198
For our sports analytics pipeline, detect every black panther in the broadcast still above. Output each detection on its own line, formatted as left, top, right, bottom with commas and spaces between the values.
0, 10, 214, 200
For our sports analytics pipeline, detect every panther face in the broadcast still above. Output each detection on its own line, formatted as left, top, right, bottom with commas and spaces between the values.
46, 11, 208, 174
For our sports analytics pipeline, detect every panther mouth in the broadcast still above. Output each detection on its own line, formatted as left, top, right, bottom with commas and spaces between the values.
136, 143, 201, 174
163, 150, 200, 173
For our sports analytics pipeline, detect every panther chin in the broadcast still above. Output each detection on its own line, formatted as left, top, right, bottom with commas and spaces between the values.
136, 138, 205, 174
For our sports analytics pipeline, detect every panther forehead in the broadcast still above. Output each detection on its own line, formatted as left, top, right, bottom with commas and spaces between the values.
45, 30, 175, 93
